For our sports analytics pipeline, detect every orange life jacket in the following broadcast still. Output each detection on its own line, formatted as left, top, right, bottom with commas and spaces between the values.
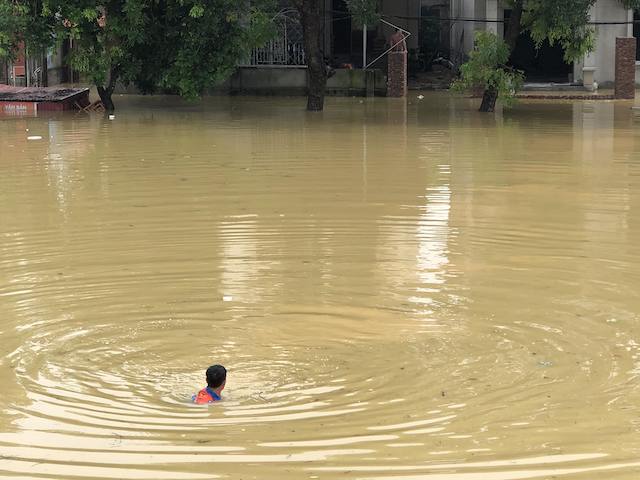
193, 387, 221, 404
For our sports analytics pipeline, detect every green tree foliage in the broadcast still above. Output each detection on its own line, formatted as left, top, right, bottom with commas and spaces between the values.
144, 0, 276, 99
523, 0, 595, 60
345, 0, 379, 28
457, 0, 640, 112
452, 31, 524, 109
0, 0, 276, 110
526, 0, 640, 59
0, 2, 20, 60
0, 1, 53, 60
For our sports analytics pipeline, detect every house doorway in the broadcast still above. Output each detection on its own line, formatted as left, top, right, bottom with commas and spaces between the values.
505, 11, 572, 82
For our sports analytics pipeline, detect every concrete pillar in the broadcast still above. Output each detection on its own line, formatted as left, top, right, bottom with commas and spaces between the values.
387, 51, 407, 97
486, 0, 499, 36
365, 69, 375, 97
583, 67, 597, 92
615, 37, 636, 99
580, 4, 597, 90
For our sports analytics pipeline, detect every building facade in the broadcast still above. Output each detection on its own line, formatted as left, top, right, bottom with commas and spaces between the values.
4, 1, 638, 91
451, 0, 640, 88
1, 41, 71, 88
243, 0, 428, 69
244, 0, 640, 89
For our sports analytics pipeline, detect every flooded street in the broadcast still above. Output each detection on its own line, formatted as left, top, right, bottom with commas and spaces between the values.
1, 94, 640, 480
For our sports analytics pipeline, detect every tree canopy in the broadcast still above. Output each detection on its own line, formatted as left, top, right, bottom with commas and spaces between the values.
524, 0, 640, 60
345, 0, 380, 29
0, 0, 276, 110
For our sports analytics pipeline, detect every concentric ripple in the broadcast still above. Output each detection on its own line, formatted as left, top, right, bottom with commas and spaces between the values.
1, 95, 640, 479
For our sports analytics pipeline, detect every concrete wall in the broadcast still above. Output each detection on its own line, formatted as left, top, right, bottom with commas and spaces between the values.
327, 68, 387, 96
46, 44, 65, 86
450, 0, 478, 64
216, 67, 386, 97
228, 67, 308, 95
450, 0, 503, 64
594, 0, 631, 86
452, 0, 638, 88
111, 67, 387, 97
489, 0, 505, 39
575, 0, 631, 87
473, 0, 485, 29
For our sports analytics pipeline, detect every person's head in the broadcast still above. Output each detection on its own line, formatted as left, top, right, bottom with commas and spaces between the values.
206, 364, 227, 391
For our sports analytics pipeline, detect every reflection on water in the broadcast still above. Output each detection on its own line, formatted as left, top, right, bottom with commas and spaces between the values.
1, 94, 640, 479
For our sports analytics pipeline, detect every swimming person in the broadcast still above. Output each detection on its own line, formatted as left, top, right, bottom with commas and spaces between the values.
193, 364, 226, 404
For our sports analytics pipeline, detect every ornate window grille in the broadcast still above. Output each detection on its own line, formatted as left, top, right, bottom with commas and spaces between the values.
244, 9, 306, 66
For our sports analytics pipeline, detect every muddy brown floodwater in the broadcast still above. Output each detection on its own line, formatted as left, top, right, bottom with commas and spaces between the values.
1, 94, 640, 480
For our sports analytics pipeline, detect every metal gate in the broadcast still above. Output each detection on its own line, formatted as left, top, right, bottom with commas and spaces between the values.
244, 9, 305, 66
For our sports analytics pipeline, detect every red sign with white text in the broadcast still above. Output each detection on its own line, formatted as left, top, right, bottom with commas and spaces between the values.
0, 101, 38, 116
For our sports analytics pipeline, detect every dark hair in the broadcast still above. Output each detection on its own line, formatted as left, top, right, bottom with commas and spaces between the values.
206, 365, 226, 388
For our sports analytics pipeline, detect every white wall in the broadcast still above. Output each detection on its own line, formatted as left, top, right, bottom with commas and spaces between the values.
451, 0, 637, 87
450, 0, 478, 63
589, 0, 630, 86
449, 0, 504, 64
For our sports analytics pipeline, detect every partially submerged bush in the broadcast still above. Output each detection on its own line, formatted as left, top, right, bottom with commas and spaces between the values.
452, 31, 524, 110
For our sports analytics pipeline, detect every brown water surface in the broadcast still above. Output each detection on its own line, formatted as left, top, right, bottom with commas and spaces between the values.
1, 94, 640, 479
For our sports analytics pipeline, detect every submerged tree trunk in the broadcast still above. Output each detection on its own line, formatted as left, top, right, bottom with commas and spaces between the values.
479, 1, 523, 113
97, 86, 115, 111
41, 51, 48, 87
96, 66, 119, 112
296, 0, 327, 111
479, 87, 498, 112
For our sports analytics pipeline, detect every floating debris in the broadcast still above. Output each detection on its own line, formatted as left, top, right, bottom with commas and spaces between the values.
27, 135, 42, 141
